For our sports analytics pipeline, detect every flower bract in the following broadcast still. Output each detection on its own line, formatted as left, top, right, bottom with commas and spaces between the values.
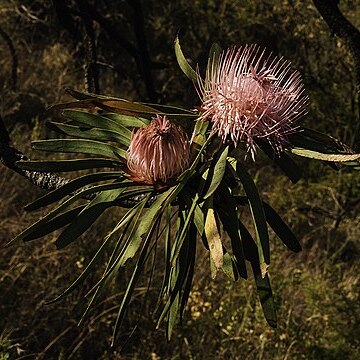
127, 115, 190, 184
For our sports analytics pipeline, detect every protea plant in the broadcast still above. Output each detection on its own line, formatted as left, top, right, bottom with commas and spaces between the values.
8, 37, 360, 344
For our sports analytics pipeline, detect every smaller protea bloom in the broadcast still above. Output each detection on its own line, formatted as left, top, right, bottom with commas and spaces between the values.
196, 44, 308, 159
127, 115, 190, 185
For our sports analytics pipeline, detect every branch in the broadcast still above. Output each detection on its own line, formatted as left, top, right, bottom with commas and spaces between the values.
0, 24, 18, 91
0, 116, 69, 191
75, 0, 100, 94
312, 0, 360, 89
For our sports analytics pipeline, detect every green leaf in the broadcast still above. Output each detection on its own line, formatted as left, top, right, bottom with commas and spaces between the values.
179, 222, 197, 322
263, 202, 302, 253
256, 139, 302, 183
239, 221, 277, 328
8, 182, 134, 246
167, 281, 180, 340
203, 146, 229, 199
102, 113, 150, 127
23, 205, 86, 242
289, 128, 353, 154
216, 184, 247, 279
191, 119, 209, 148
235, 161, 270, 273
25, 172, 124, 211
290, 147, 360, 162
222, 252, 239, 281
114, 190, 172, 267
47, 122, 131, 147
16, 158, 122, 172
62, 109, 132, 140
112, 216, 160, 345
254, 273, 277, 328
155, 207, 174, 312
78, 198, 150, 323
205, 43, 221, 84
174, 36, 197, 82
48, 205, 140, 304
55, 187, 126, 249
32, 139, 127, 160
193, 204, 204, 236
170, 193, 198, 265
157, 218, 191, 331
204, 197, 223, 275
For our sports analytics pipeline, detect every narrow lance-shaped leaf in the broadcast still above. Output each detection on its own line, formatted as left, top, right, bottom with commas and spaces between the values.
170, 193, 198, 265
25, 172, 124, 212
32, 139, 127, 160
216, 184, 247, 279
115, 189, 173, 267
112, 215, 161, 346
235, 160, 270, 275
205, 43, 222, 85
61, 109, 132, 140
256, 139, 302, 184
239, 220, 277, 328
157, 213, 191, 331
7, 182, 131, 247
193, 204, 204, 236
47, 122, 131, 147
16, 158, 122, 172
102, 113, 150, 127
203, 146, 229, 199
23, 205, 86, 242
263, 201, 302, 253
204, 196, 223, 275
234, 195, 301, 253
179, 222, 197, 322
291, 147, 360, 162
94, 99, 162, 115
78, 198, 150, 323
222, 251, 239, 281
167, 261, 181, 340
47, 205, 141, 305
155, 206, 174, 312
174, 35, 197, 82
55, 187, 126, 249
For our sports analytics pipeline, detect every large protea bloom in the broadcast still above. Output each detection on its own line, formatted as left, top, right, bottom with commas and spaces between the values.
127, 115, 190, 185
197, 44, 308, 158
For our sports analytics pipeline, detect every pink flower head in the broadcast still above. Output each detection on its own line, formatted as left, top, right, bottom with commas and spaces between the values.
127, 115, 190, 185
197, 44, 308, 159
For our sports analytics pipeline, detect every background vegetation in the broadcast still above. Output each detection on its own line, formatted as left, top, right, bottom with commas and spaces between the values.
1, 0, 359, 359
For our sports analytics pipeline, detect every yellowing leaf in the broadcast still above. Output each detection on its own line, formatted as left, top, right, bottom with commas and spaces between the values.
205, 199, 223, 276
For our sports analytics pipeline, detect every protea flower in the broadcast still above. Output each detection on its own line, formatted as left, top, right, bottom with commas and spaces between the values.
196, 44, 308, 159
127, 115, 190, 185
